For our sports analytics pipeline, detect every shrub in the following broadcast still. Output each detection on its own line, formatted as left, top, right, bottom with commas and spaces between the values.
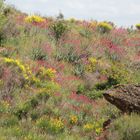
31, 47, 48, 60
25, 15, 45, 23
107, 114, 140, 140
4, 58, 34, 85
83, 123, 94, 132
65, 50, 80, 63
86, 57, 98, 73
0, 100, 10, 113
30, 110, 40, 120
0, 48, 16, 58
86, 89, 103, 100
14, 91, 50, 120
95, 63, 132, 90
36, 116, 64, 134
105, 63, 131, 85
135, 24, 140, 30
36, 89, 50, 102
73, 63, 85, 76
14, 104, 30, 120
48, 118, 64, 134
37, 67, 56, 81
83, 120, 103, 135
98, 22, 113, 33
36, 116, 49, 131
69, 115, 78, 125
0, 1, 7, 45
50, 21, 67, 41
76, 84, 85, 94
0, 58, 34, 97
0, 115, 18, 127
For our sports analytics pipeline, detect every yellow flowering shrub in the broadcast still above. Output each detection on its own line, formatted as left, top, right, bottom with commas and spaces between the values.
136, 23, 140, 30
83, 123, 94, 132
3, 58, 40, 85
95, 127, 103, 135
46, 68, 56, 79
83, 121, 103, 135
49, 118, 64, 133
98, 22, 113, 33
86, 58, 111, 76
4, 58, 33, 82
36, 117, 64, 134
86, 57, 97, 72
25, 15, 45, 23
105, 63, 132, 84
0, 79, 3, 88
70, 115, 78, 124
37, 67, 56, 80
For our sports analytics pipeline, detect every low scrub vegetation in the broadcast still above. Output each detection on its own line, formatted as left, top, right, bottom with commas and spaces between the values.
0, 0, 140, 139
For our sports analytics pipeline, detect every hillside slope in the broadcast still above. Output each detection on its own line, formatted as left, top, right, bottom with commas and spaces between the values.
0, 1, 140, 140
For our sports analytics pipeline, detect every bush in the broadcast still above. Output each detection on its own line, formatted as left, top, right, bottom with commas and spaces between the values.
76, 84, 85, 94
50, 21, 67, 41
37, 67, 56, 81
73, 63, 85, 76
0, 115, 18, 127
86, 89, 103, 100
36, 116, 64, 134
107, 114, 140, 140
86, 57, 98, 73
0, 48, 16, 57
0, 1, 7, 45
96, 63, 132, 90
105, 63, 131, 85
98, 22, 113, 33
83, 120, 104, 135
25, 15, 45, 23
135, 24, 140, 30
0, 59, 32, 98
31, 47, 48, 60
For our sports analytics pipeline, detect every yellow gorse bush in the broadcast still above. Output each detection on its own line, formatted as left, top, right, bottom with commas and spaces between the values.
3, 58, 60, 92
83, 123, 94, 131
25, 15, 45, 23
98, 22, 113, 29
49, 118, 64, 132
4, 58, 39, 84
95, 127, 102, 134
46, 68, 56, 79
83, 122, 103, 134
70, 115, 78, 124
86, 57, 109, 74
136, 23, 140, 30
86, 57, 97, 72
105, 63, 132, 84
36, 116, 64, 133
38, 67, 56, 80
98, 22, 113, 33
4, 58, 30, 80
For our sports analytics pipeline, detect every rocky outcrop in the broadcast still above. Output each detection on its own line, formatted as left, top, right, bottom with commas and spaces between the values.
103, 84, 140, 113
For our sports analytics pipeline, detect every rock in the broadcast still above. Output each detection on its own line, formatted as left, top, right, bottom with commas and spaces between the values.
103, 84, 140, 113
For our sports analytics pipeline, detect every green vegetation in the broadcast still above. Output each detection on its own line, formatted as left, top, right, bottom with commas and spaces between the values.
0, 1, 140, 139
